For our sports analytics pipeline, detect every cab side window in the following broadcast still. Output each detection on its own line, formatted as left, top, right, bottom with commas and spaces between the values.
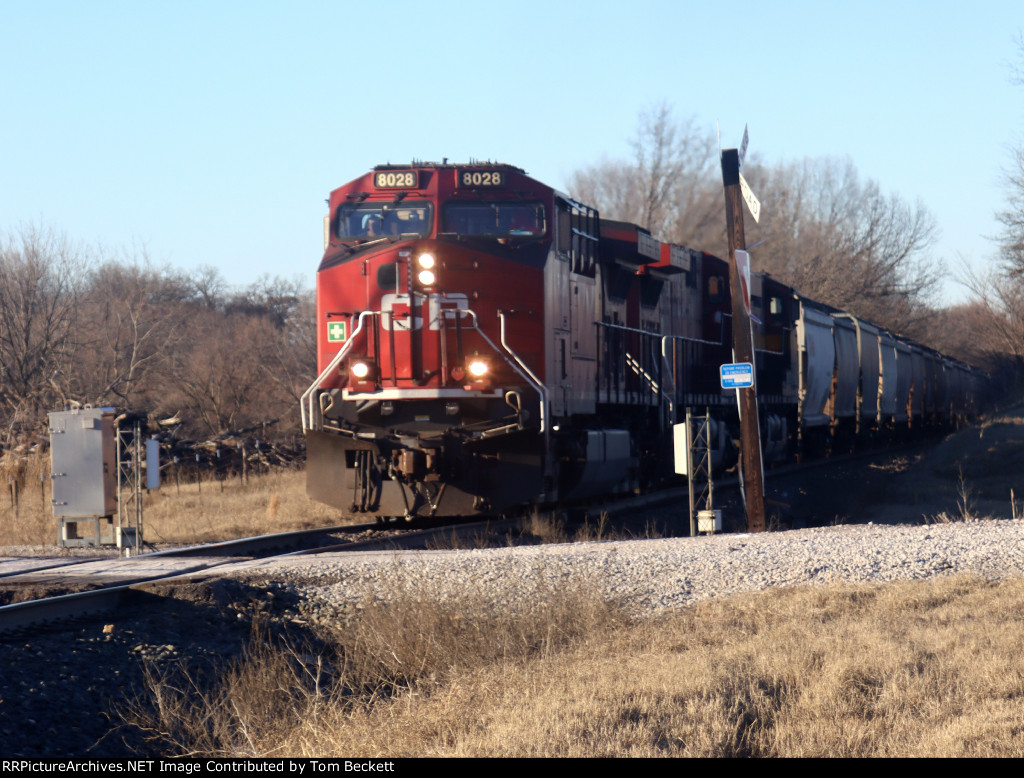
708, 276, 726, 305
555, 197, 598, 277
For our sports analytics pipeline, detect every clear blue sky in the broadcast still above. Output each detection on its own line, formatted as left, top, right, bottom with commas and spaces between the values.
2, 0, 1021, 304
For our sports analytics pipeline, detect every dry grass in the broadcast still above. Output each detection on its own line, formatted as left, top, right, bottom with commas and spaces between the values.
123, 576, 627, 756
0, 449, 344, 548
142, 468, 341, 546
124, 573, 1024, 757
0, 449, 58, 545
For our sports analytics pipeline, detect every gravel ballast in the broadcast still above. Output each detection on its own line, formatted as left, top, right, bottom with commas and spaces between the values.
3, 518, 1024, 757
248, 518, 1024, 618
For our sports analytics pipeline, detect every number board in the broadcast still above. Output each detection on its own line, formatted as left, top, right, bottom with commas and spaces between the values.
456, 169, 505, 188
374, 170, 418, 189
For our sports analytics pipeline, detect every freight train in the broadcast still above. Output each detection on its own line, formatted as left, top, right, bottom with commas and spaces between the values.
301, 161, 983, 520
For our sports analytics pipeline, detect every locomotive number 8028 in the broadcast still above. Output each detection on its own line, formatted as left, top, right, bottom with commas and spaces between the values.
301, 161, 982, 522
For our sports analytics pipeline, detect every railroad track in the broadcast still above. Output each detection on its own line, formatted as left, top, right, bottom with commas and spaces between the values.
0, 522, 377, 582
0, 436, 938, 636
0, 517, 516, 635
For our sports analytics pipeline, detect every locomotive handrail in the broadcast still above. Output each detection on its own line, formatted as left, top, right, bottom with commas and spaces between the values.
596, 321, 739, 426
301, 311, 372, 432
300, 307, 549, 437
450, 308, 548, 435
497, 310, 549, 436
595, 319, 725, 347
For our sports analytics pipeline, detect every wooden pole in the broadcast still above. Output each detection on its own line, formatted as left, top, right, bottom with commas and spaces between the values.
721, 148, 767, 532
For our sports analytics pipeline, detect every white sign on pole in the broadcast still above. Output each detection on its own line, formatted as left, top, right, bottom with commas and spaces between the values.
146, 438, 161, 490
738, 124, 749, 169
735, 249, 752, 317
738, 172, 761, 223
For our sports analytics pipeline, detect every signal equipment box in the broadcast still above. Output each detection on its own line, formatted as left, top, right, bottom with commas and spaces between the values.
48, 407, 117, 547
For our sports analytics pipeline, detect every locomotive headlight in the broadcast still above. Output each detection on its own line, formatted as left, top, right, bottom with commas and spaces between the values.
416, 253, 435, 270
350, 361, 371, 379
468, 360, 490, 378
417, 269, 436, 286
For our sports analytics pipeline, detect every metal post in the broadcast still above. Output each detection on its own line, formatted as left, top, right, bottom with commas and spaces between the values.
686, 407, 696, 537
134, 425, 143, 554
116, 426, 123, 538
706, 409, 715, 518
116, 416, 146, 556
721, 148, 767, 532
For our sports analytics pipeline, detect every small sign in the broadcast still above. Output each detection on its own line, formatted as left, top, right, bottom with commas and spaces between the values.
735, 249, 752, 317
146, 438, 160, 490
739, 172, 761, 223
327, 321, 347, 342
673, 422, 690, 475
738, 124, 749, 169
721, 362, 754, 389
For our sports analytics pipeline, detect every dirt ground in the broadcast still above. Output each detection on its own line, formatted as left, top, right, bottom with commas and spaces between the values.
762, 407, 1024, 528
628, 406, 1024, 534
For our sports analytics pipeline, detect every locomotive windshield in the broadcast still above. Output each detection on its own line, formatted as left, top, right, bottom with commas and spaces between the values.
442, 202, 546, 237
335, 202, 432, 239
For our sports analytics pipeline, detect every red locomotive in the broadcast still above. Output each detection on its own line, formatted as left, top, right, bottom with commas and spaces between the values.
301, 161, 982, 521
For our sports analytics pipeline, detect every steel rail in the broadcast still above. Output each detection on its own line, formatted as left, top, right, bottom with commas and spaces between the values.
0, 517, 514, 636
0, 433, 946, 636
0, 522, 378, 580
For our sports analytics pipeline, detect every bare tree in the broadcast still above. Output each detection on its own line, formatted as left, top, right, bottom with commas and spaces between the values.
996, 146, 1024, 279
567, 108, 938, 335
248, 282, 317, 411
744, 157, 940, 335
0, 229, 316, 447
188, 265, 229, 310
73, 258, 193, 408
159, 275, 315, 439
959, 261, 1024, 395
993, 32, 1024, 277
955, 33, 1024, 389
568, 103, 720, 243
227, 275, 317, 420
166, 311, 271, 436
0, 225, 87, 444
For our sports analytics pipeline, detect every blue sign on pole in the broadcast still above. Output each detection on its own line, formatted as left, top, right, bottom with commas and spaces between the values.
720, 362, 754, 389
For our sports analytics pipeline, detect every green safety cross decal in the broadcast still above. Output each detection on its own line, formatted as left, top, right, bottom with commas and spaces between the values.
327, 321, 347, 342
